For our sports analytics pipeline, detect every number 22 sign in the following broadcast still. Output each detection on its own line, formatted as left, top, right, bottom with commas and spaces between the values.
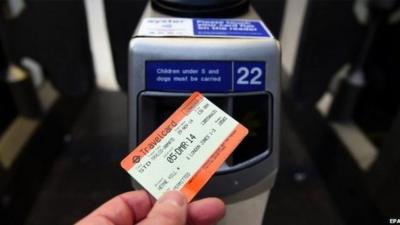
234, 62, 266, 91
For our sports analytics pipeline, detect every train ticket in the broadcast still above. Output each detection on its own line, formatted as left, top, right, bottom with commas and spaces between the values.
121, 92, 248, 201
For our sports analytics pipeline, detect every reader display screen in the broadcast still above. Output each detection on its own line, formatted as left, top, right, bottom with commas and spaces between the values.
145, 60, 266, 92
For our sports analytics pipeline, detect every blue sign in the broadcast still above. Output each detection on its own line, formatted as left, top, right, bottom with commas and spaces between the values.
146, 61, 232, 92
146, 61, 266, 92
233, 62, 266, 92
193, 19, 271, 37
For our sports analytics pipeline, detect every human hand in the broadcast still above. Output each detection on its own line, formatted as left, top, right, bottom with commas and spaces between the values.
75, 190, 225, 225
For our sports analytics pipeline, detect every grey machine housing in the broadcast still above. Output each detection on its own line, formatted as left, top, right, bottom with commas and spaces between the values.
128, 3, 280, 202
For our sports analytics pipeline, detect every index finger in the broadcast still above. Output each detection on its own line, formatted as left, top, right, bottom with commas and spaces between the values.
75, 190, 154, 225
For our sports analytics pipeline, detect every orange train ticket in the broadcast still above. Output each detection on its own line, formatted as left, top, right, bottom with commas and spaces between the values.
121, 92, 248, 201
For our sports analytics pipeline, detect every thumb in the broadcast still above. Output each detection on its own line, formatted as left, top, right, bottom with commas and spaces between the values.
138, 191, 188, 225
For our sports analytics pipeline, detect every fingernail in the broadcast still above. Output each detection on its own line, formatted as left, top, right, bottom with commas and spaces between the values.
158, 191, 186, 207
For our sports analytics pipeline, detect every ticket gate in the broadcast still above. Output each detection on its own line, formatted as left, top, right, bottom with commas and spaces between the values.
128, 0, 280, 224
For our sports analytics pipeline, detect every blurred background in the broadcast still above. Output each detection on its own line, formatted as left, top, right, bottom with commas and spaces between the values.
0, 0, 399, 224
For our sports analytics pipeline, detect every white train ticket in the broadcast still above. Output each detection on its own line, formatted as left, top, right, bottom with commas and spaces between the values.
121, 92, 248, 201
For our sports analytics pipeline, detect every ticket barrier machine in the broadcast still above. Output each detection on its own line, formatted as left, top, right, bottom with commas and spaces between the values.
128, 1, 280, 224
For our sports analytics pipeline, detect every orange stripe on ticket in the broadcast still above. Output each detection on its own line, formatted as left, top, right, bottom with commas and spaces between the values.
120, 92, 203, 171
